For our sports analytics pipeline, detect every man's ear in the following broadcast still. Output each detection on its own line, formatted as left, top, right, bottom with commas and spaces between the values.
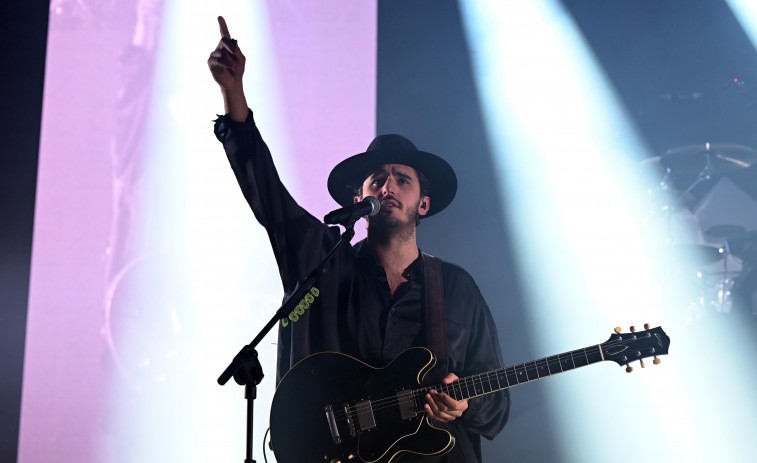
418, 196, 430, 216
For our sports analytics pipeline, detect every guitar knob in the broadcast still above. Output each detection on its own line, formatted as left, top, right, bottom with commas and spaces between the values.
614, 327, 622, 333
644, 323, 650, 330
630, 326, 636, 333
653, 356, 661, 365
626, 365, 633, 373
640, 359, 645, 368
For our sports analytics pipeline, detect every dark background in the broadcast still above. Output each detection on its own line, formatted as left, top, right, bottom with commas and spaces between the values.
3, 0, 757, 461
0, 1, 48, 462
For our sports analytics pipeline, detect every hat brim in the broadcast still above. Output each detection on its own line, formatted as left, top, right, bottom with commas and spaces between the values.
327, 149, 457, 218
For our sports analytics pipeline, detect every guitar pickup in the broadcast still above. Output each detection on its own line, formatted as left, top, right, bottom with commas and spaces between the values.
354, 399, 376, 431
395, 390, 418, 420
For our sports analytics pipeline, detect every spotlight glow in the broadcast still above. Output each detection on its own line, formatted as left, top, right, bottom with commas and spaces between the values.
728, 0, 757, 50
461, 1, 757, 462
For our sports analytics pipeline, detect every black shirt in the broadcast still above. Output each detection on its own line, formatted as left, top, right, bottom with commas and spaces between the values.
215, 111, 509, 462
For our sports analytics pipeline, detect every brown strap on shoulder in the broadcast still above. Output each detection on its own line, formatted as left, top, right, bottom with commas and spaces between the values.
423, 253, 447, 363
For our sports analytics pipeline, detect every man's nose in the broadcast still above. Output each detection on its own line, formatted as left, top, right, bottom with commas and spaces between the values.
381, 177, 395, 196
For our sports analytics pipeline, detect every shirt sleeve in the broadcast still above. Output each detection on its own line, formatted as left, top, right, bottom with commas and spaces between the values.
458, 296, 510, 439
441, 263, 509, 440
214, 111, 342, 383
213, 111, 339, 291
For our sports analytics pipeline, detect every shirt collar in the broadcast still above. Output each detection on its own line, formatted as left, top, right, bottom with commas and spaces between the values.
354, 239, 424, 282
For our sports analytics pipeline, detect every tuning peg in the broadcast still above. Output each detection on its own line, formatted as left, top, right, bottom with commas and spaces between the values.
640, 359, 645, 368
614, 327, 622, 333
625, 364, 633, 373
644, 323, 650, 330
653, 356, 661, 365
630, 326, 636, 332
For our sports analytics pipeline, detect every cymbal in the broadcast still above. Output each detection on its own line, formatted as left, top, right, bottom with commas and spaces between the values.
660, 143, 757, 174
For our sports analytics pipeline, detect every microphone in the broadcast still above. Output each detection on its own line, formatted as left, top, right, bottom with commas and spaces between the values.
324, 196, 381, 225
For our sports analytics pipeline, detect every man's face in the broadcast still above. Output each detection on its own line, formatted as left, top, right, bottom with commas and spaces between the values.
357, 164, 430, 229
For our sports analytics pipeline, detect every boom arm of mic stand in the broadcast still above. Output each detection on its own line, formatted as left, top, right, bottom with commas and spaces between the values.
217, 222, 356, 463
217, 223, 356, 385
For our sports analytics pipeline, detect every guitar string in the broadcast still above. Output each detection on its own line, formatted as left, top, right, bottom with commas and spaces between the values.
333, 336, 658, 421
331, 353, 587, 421
332, 332, 661, 420
331, 334, 660, 423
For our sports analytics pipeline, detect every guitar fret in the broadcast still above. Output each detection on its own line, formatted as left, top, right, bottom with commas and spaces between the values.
423, 341, 617, 403
588, 346, 603, 364
559, 352, 574, 371
572, 348, 589, 368
451, 380, 461, 400
506, 366, 518, 386
517, 366, 525, 384
548, 355, 561, 374
476, 374, 484, 396
536, 358, 550, 378
525, 361, 538, 381
485, 372, 495, 393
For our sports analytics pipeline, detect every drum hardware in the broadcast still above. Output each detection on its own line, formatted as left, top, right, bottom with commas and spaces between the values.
643, 142, 757, 320
654, 143, 757, 223
660, 142, 757, 175
726, 231, 757, 317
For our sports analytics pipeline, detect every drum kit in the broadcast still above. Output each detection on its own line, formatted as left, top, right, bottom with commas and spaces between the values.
643, 142, 757, 320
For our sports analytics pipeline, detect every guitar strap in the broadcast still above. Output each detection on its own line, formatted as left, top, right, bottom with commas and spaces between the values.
422, 253, 448, 373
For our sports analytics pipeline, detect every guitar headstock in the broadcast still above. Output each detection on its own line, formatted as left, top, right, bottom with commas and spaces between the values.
601, 324, 670, 372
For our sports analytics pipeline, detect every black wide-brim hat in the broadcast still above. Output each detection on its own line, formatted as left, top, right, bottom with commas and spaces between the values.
327, 134, 458, 218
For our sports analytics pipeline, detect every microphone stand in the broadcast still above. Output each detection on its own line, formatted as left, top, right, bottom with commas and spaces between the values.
217, 221, 357, 463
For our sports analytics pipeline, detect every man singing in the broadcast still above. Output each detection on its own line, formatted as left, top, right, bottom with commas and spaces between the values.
209, 16, 508, 462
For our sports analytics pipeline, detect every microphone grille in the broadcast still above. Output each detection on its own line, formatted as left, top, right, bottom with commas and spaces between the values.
365, 196, 381, 216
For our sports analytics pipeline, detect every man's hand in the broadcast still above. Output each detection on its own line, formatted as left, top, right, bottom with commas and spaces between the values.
207, 16, 248, 122
425, 373, 469, 423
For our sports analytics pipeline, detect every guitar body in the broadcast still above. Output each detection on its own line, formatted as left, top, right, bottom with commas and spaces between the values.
269, 326, 671, 463
270, 347, 454, 463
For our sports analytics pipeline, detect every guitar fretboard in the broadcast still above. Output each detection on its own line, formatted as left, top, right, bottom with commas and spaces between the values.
416, 344, 605, 404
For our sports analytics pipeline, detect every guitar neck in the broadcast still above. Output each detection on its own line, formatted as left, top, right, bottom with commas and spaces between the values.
429, 344, 605, 401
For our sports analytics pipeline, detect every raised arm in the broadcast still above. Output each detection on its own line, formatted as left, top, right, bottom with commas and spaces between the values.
207, 16, 248, 122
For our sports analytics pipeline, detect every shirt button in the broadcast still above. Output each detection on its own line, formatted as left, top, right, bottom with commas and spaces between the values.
390, 306, 396, 313
386, 345, 392, 352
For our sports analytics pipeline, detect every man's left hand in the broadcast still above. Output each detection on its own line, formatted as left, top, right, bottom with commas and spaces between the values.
424, 373, 469, 422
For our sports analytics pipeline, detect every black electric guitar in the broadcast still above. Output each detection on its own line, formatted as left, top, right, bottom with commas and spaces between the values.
269, 325, 669, 463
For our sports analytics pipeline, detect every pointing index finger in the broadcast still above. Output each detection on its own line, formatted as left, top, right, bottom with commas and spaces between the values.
218, 16, 231, 39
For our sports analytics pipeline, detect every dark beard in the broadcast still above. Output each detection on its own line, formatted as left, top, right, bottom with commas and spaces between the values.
367, 205, 419, 244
